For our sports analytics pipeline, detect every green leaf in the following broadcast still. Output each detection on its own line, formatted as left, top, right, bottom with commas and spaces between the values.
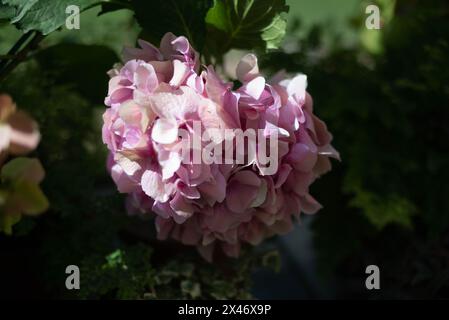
130, 0, 213, 50
0, 211, 21, 234
35, 44, 119, 104
99, 0, 132, 16
349, 188, 416, 229
181, 280, 202, 299
1, 157, 45, 184
104, 249, 125, 269
13, 180, 49, 215
0, 189, 7, 207
0, 6, 13, 19
0, 0, 99, 35
210, 280, 237, 299
205, 0, 289, 55
3, 0, 39, 22
261, 250, 281, 272
0, 158, 47, 234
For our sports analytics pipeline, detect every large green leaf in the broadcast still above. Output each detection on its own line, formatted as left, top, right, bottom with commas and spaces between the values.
205, 0, 289, 54
130, 0, 212, 50
0, 0, 100, 35
35, 43, 119, 104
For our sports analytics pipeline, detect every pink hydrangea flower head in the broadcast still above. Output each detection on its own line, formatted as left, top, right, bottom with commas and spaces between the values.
103, 35, 339, 261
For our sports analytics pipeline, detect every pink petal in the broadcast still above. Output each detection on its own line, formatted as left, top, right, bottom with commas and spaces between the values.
115, 153, 142, 176
141, 170, 169, 202
159, 150, 181, 180
318, 144, 341, 161
111, 163, 137, 193
122, 39, 162, 62
155, 216, 174, 239
134, 62, 158, 92
151, 118, 178, 144
226, 171, 261, 213
169, 192, 194, 219
176, 180, 201, 199
0, 125, 11, 152
242, 76, 265, 100
285, 74, 307, 102
169, 60, 189, 87
300, 194, 323, 214
236, 54, 259, 83
286, 142, 318, 172
274, 164, 292, 188
8, 111, 40, 155
198, 168, 226, 205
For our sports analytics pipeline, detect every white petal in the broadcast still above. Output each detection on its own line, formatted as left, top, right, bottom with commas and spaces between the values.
152, 118, 178, 144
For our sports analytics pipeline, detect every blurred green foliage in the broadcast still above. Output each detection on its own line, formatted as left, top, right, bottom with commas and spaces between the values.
0, 157, 48, 234
78, 245, 275, 299
262, 0, 449, 297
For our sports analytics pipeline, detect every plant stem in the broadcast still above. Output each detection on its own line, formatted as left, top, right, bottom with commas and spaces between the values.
0, 31, 44, 83
0, 31, 33, 71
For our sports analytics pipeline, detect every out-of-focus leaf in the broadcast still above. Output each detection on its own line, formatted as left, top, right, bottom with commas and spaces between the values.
261, 250, 281, 272
0, 157, 47, 234
1, 157, 44, 184
0, 157, 47, 236
359, 0, 397, 54
205, 0, 289, 54
130, 0, 212, 49
35, 44, 119, 104
0, 211, 20, 234
0, 189, 7, 206
181, 280, 201, 299
13, 180, 49, 215
210, 280, 237, 299
349, 187, 416, 229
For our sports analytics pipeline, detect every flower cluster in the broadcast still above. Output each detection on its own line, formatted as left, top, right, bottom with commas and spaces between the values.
102, 33, 339, 261
0, 94, 40, 165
